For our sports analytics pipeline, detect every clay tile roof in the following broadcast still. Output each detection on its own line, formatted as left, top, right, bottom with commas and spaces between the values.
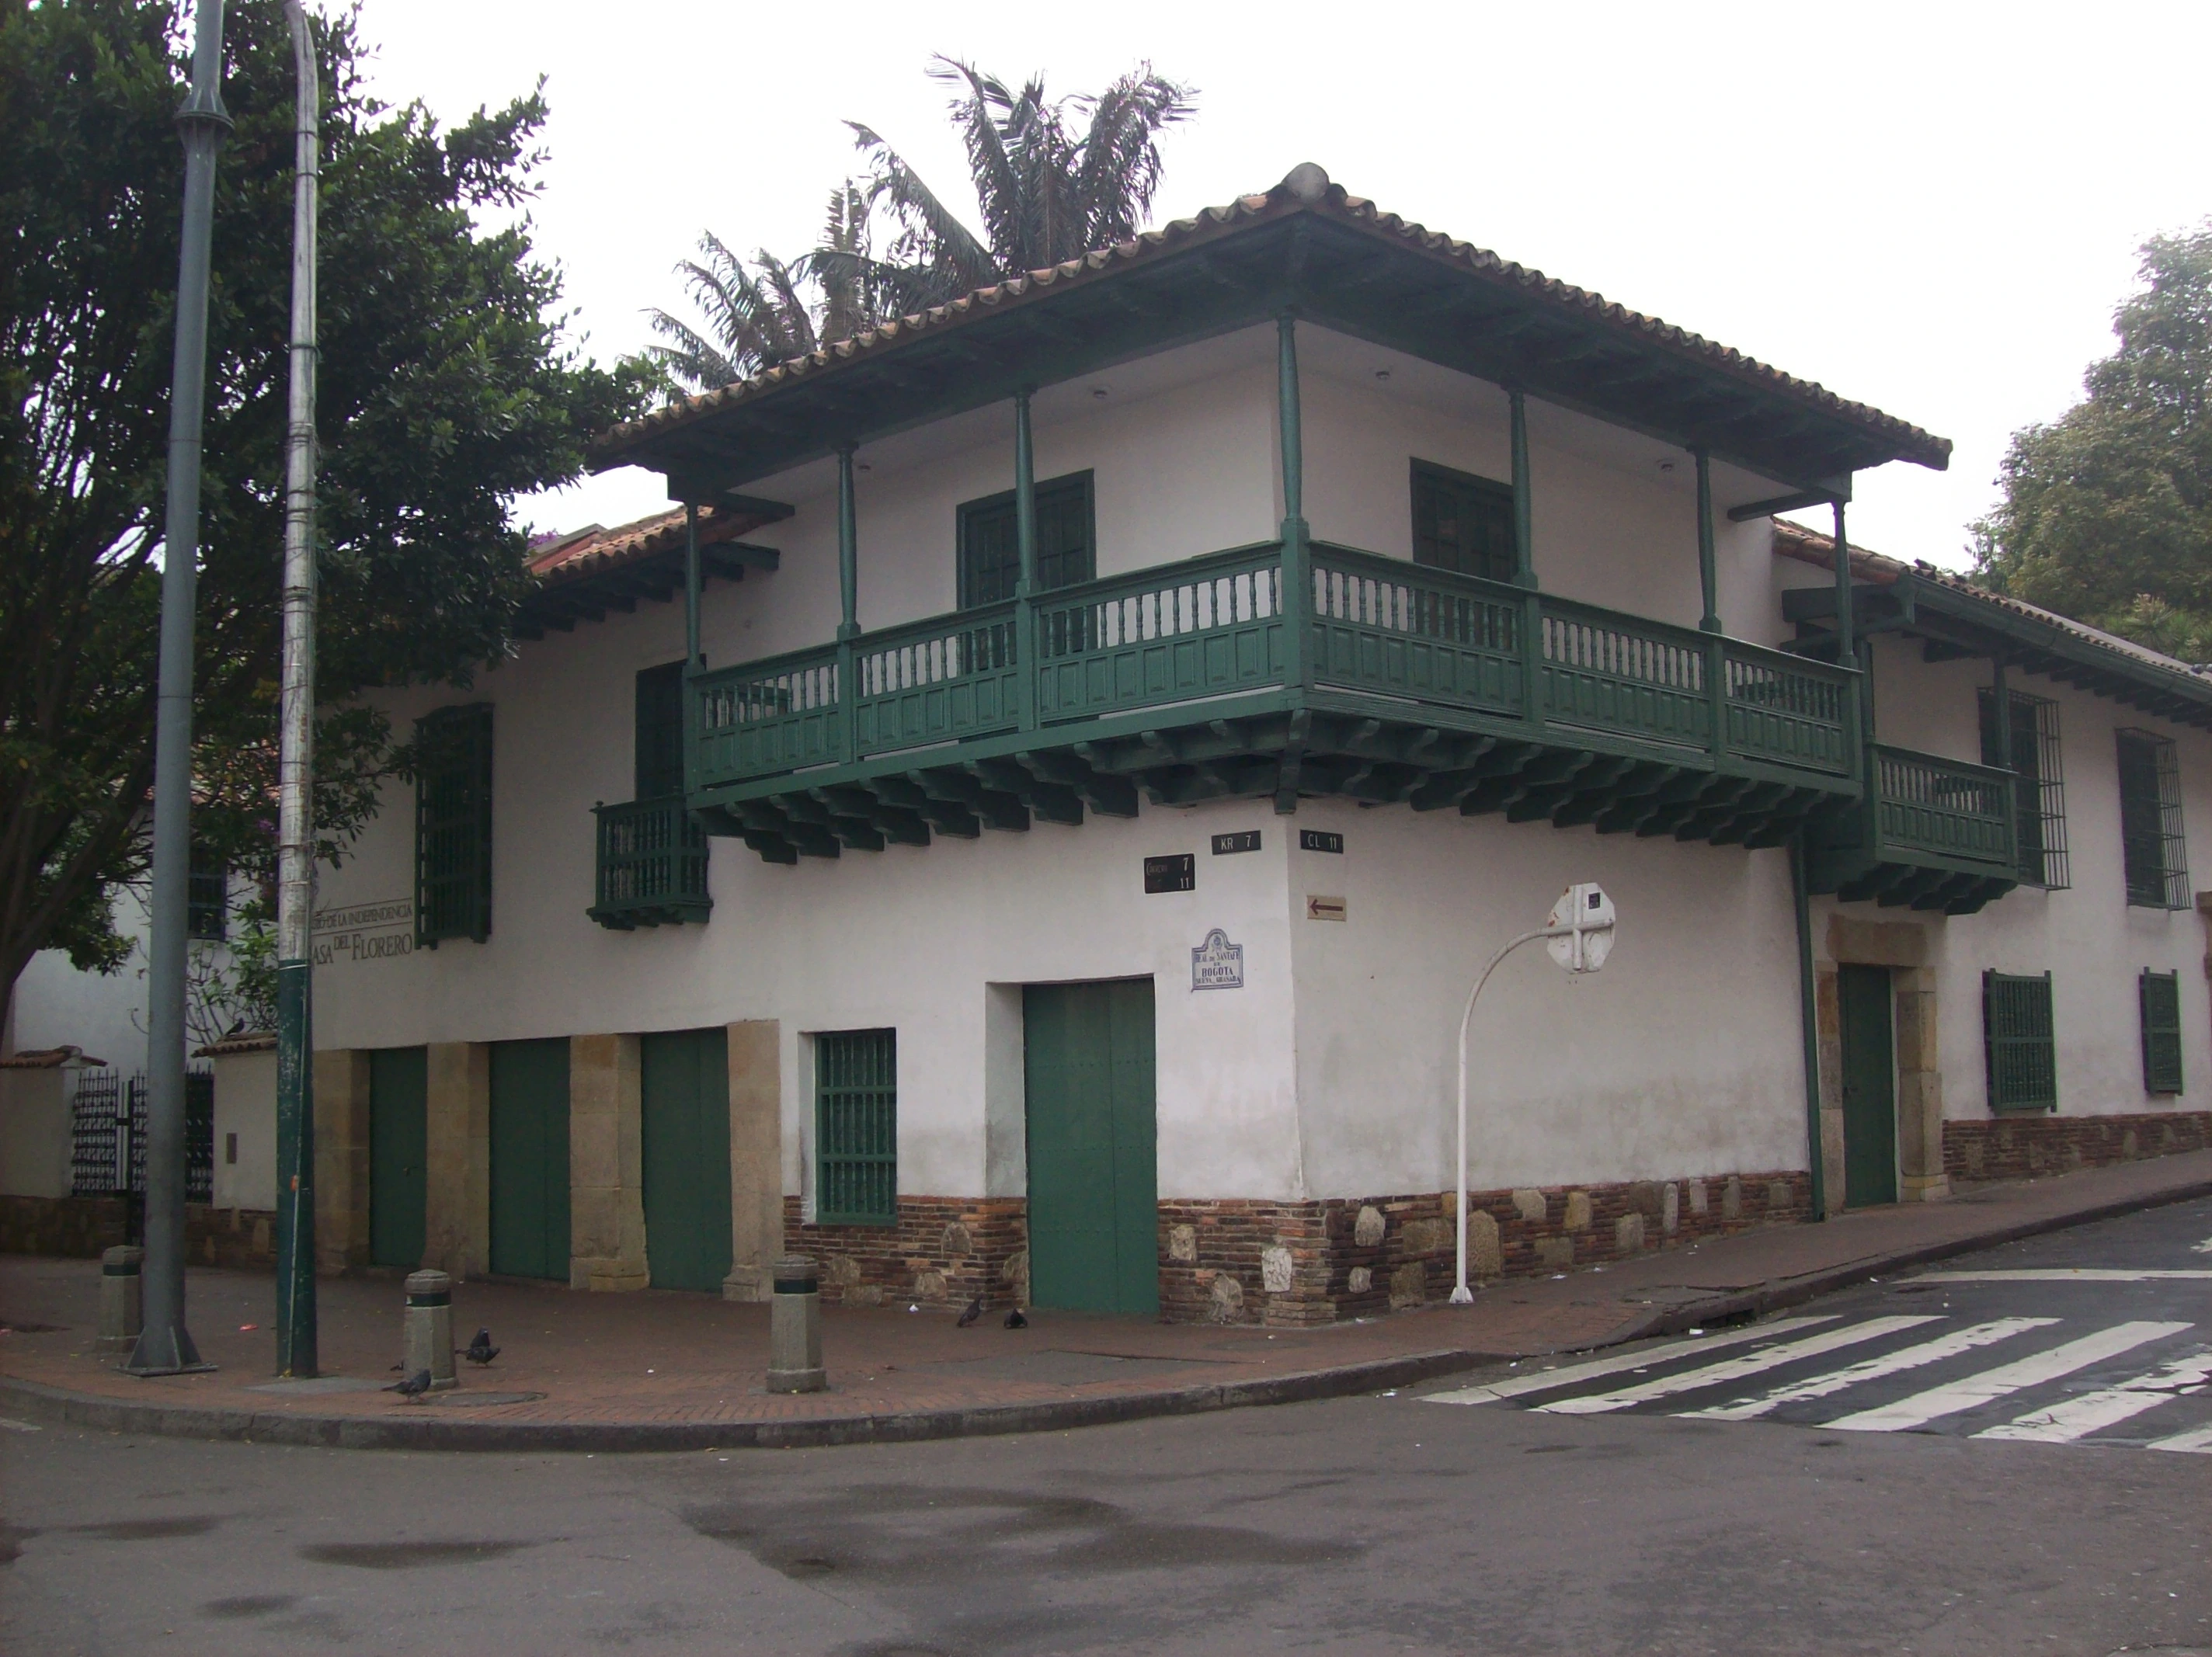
595, 165, 1950, 477
193, 1033, 277, 1057
0, 1044, 106, 1069
527, 506, 737, 591
1772, 517, 2212, 699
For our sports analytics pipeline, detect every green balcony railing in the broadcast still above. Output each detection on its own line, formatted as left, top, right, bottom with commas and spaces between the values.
1866, 744, 2018, 872
589, 794, 711, 929
686, 538, 1855, 799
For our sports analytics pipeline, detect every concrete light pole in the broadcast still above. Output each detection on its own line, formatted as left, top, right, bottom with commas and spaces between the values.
1449, 884, 1616, 1306
127, 0, 230, 1377
273, 0, 322, 1378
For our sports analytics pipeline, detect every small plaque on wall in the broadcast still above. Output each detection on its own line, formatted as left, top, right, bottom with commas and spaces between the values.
1211, 831, 1262, 856
1144, 853, 1196, 894
1191, 929, 1245, 990
1299, 829, 1344, 854
1306, 895, 1348, 922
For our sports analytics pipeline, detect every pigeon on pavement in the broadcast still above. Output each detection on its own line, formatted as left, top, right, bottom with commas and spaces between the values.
1003, 1308, 1028, 1329
463, 1327, 499, 1366
386, 1368, 433, 1400
956, 1297, 985, 1328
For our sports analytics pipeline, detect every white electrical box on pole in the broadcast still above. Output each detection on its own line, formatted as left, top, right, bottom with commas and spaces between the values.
1450, 884, 1616, 1305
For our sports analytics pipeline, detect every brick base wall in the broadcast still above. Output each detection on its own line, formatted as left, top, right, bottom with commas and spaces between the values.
0, 1194, 130, 1258
774, 1169, 1810, 1325
1944, 1111, 2212, 1183
0, 1197, 281, 1269
1164, 1171, 1813, 1327
781, 1196, 1028, 1310
190, 1206, 278, 1270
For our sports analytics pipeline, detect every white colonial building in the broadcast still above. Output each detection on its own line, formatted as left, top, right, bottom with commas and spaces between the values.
292, 165, 2212, 1324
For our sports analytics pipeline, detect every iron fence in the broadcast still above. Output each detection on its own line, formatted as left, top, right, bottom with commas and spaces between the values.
69, 1066, 212, 1202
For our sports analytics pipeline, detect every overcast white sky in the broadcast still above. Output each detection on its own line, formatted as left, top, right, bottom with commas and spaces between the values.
352, 0, 2211, 568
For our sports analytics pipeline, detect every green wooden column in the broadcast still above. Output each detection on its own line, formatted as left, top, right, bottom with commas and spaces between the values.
836, 444, 860, 765
1277, 315, 1309, 693
1511, 388, 1542, 731
1991, 655, 2019, 877
1014, 391, 1038, 732
681, 498, 702, 799
1835, 498, 1866, 773
1696, 450, 1720, 634
1696, 450, 1726, 759
683, 500, 702, 667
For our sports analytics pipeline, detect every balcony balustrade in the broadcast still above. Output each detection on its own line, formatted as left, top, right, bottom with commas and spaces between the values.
589, 794, 711, 928
683, 539, 1862, 864
1806, 743, 2020, 914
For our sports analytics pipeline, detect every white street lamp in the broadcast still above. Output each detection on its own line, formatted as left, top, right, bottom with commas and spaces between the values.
1450, 883, 1617, 1304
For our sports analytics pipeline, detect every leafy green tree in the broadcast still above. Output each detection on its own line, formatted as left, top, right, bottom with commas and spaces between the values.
1974, 224, 2212, 661
847, 57, 1195, 308
0, 0, 652, 1027
647, 182, 901, 394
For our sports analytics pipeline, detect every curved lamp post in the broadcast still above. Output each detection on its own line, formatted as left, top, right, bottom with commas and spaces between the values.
1449, 884, 1617, 1305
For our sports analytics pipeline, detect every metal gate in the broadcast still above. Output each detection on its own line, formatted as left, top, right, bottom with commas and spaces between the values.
69, 1068, 213, 1202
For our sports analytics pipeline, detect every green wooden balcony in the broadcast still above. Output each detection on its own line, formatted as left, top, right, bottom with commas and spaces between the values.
685, 540, 1862, 863
1806, 743, 2019, 915
589, 794, 711, 928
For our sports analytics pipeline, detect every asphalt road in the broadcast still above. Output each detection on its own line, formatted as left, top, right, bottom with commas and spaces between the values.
7, 1197, 2212, 1657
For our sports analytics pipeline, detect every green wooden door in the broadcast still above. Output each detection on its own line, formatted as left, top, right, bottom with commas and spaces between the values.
368, 1046, 428, 1270
1838, 964, 1899, 1207
641, 1027, 732, 1293
1024, 979, 1157, 1315
489, 1038, 572, 1281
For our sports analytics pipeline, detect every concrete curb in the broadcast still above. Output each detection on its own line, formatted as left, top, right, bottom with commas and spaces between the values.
1617, 1176, 2212, 1343
8, 1175, 2208, 1453
0, 1347, 1487, 1454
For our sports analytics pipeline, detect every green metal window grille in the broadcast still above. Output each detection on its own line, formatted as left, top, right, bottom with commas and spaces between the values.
186, 844, 227, 941
415, 703, 494, 947
1411, 459, 1516, 583
958, 472, 1094, 608
1983, 970, 2056, 1113
2141, 970, 2183, 1095
815, 1028, 896, 1226
635, 660, 687, 799
2116, 728, 2188, 909
1977, 688, 2070, 888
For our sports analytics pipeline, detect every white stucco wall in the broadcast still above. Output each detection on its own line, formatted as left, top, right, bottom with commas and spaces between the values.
1852, 634, 2212, 1120
1283, 795, 1807, 1197
6, 889, 150, 1075
210, 1047, 278, 1211
314, 324, 1842, 1207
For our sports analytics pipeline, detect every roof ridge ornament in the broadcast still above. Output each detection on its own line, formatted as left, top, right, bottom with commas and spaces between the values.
1279, 162, 1330, 204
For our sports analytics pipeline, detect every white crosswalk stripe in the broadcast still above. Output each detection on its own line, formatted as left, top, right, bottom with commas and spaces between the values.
1825, 1322, 2192, 1434
1681, 1317, 2058, 1421
1976, 1347, 2212, 1443
1421, 1317, 1838, 1406
1536, 1316, 1939, 1416
1912, 1269, 2212, 1284
1422, 1312, 2212, 1453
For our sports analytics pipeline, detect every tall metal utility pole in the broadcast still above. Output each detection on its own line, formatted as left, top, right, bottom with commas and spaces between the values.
273, 0, 322, 1378
129, 0, 230, 1377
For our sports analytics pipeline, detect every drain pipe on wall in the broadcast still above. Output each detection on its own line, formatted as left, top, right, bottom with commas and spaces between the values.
1790, 833, 1828, 1221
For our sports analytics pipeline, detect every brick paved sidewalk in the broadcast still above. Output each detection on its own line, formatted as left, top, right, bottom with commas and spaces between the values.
4, 1148, 2207, 1451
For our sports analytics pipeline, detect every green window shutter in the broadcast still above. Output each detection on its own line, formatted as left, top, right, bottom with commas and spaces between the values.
1410, 460, 1516, 583
1983, 970, 2056, 1113
2116, 728, 2186, 908
634, 661, 687, 799
816, 1028, 896, 1225
186, 845, 228, 942
415, 703, 494, 946
958, 472, 1094, 608
2141, 970, 2183, 1094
